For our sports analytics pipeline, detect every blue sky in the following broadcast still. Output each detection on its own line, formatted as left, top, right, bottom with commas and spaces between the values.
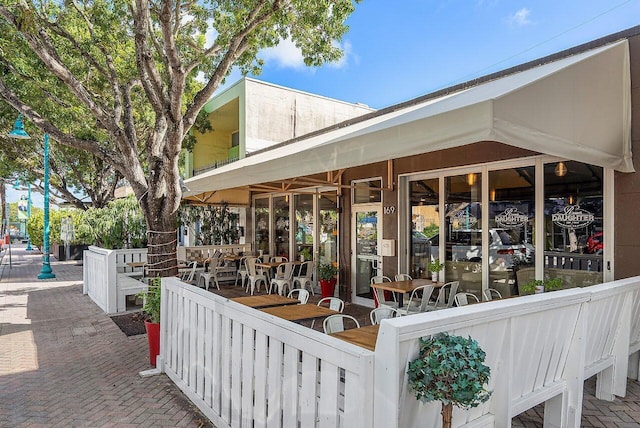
9, 1, 639, 208
223, 0, 640, 109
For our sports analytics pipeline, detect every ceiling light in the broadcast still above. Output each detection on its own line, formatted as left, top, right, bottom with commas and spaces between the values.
555, 162, 567, 177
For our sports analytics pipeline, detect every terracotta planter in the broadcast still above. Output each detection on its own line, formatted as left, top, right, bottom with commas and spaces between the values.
144, 321, 160, 367
319, 278, 337, 298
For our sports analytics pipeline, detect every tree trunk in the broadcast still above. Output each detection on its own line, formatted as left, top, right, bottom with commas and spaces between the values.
441, 402, 453, 428
145, 210, 179, 279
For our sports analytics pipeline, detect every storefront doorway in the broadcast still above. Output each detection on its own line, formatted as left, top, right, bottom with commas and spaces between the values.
351, 206, 382, 305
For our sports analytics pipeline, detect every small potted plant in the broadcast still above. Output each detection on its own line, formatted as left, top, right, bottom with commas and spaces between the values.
407, 333, 492, 428
318, 262, 339, 298
428, 258, 444, 282
299, 247, 312, 262
138, 277, 161, 366
520, 277, 563, 295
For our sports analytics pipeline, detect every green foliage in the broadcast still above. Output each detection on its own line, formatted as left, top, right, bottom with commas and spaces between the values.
299, 247, 312, 261
138, 278, 161, 324
179, 203, 239, 245
27, 209, 93, 248
407, 333, 492, 409
82, 196, 146, 249
423, 224, 439, 238
318, 262, 338, 280
521, 277, 563, 294
428, 258, 444, 273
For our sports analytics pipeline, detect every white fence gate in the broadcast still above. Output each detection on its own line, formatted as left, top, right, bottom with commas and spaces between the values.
159, 277, 374, 428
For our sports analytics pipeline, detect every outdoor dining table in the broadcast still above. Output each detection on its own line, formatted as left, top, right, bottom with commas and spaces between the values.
370, 278, 442, 308
230, 294, 300, 309
260, 303, 338, 323
330, 324, 379, 351
256, 260, 303, 278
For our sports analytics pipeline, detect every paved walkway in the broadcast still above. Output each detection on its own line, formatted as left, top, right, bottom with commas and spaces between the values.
2, 245, 640, 427
0, 245, 213, 427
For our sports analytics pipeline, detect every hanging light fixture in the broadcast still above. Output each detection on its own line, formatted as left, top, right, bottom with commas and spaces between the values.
490, 189, 496, 202
554, 162, 567, 177
466, 173, 476, 186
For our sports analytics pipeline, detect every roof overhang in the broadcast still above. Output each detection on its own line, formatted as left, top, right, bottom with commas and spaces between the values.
184, 39, 632, 199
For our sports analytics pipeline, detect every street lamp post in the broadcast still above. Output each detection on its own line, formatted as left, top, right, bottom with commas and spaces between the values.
8, 114, 55, 279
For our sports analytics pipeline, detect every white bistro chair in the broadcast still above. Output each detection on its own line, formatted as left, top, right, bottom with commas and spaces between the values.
323, 314, 360, 334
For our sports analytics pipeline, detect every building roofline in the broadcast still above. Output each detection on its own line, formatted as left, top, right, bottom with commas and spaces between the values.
248, 25, 640, 158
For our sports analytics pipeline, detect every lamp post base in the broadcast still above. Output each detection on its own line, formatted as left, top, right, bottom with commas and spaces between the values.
25, 240, 33, 251
37, 257, 55, 279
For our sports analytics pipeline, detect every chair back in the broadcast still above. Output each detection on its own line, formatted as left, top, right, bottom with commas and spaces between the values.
275, 262, 295, 280
454, 292, 480, 307
287, 288, 310, 304
370, 276, 391, 284
370, 307, 399, 325
246, 257, 259, 276
431, 281, 459, 308
483, 288, 502, 301
271, 256, 288, 263
370, 276, 395, 307
317, 297, 344, 313
297, 261, 314, 279
185, 261, 198, 283
323, 314, 360, 334
445, 281, 460, 308
406, 284, 435, 313
394, 274, 412, 281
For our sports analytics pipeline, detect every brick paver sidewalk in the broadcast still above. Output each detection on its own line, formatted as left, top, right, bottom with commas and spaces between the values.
0, 245, 213, 427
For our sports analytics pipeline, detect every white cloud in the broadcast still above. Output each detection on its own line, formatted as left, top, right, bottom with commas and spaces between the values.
260, 38, 353, 70
508, 8, 532, 27
260, 38, 307, 69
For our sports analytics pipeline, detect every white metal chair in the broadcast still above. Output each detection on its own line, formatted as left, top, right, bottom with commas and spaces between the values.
454, 292, 480, 307
424, 281, 459, 311
370, 276, 398, 309
323, 314, 360, 334
312, 297, 345, 329
287, 288, 310, 304
369, 307, 399, 325
317, 297, 344, 313
483, 288, 503, 301
269, 262, 295, 295
292, 261, 315, 295
245, 257, 267, 295
394, 273, 412, 281
235, 256, 249, 287
180, 261, 200, 284
397, 284, 435, 316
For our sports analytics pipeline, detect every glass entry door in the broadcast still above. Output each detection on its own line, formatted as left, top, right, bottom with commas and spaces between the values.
352, 206, 381, 305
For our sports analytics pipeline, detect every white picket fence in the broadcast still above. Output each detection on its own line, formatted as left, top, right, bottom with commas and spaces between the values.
83, 246, 148, 313
158, 276, 640, 428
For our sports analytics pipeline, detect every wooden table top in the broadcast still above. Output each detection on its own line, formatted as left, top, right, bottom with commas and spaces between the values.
260, 304, 338, 322
126, 261, 147, 268
223, 254, 243, 261
370, 278, 441, 294
231, 295, 300, 309
330, 325, 380, 351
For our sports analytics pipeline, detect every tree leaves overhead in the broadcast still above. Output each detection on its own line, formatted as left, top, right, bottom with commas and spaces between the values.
0, 0, 359, 271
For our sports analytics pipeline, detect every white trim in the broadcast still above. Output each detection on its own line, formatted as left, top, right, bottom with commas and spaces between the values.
535, 157, 545, 281
604, 167, 615, 281
351, 204, 382, 307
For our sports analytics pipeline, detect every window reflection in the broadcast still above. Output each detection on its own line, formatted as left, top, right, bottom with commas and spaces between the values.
542, 161, 603, 289
409, 178, 439, 279
295, 194, 314, 261
489, 167, 535, 297
254, 197, 269, 255
273, 196, 289, 259
444, 173, 482, 298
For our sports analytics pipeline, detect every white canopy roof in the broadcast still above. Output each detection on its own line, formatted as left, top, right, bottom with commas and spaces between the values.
185, 39, 631, 197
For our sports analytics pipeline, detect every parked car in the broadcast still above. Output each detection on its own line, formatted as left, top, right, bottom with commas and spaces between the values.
414, 229, 533, 268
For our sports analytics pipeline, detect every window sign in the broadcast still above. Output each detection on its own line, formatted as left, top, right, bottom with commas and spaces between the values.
495, 208, 529, 229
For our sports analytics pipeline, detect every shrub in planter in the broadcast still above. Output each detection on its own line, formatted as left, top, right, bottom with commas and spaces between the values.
138, 278, 161, 366
407, 333, 492, 428
317, 262, 338, 298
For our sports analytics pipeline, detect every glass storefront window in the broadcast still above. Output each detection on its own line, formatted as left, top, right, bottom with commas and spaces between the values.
409, 178, 439, 279
444, 173, 482, 297
254, 197, 269, 255
353, 179, 382, 204
489, 167, 535, 296
318, 192, 338, 266
295, 194, 314, 261
543, 161, 603, 288
273, 196, 290, 259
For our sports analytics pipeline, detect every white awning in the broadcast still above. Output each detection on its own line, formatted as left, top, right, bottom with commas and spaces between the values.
185, 39, 632, 197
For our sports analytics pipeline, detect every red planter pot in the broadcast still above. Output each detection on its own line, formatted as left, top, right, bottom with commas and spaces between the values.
319, 278, 337, 298
144, 321, 160, 367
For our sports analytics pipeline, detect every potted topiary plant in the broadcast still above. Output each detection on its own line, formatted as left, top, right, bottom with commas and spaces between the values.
318, 262, 339, 298
407, 333, 492, 428
428, 258, 444, 282
138, 278, 161, 366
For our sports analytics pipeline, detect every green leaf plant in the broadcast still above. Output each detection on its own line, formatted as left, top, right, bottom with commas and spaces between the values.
407, 333, 492, 428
